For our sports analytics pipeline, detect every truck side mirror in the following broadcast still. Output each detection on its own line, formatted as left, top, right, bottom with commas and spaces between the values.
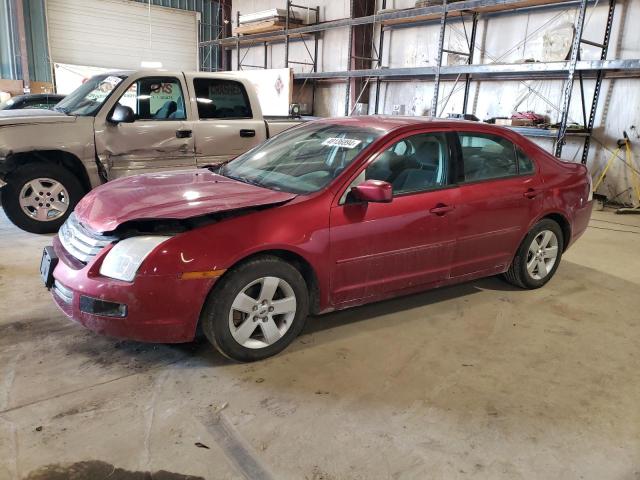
109, 104, 135, 124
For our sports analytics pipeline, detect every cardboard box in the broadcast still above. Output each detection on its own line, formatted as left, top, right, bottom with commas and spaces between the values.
0, 79, 24, 96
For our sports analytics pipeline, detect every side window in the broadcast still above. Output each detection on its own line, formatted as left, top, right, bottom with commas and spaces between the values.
459, 133, 517, 182
116, 77, 186, 120
516, 147, 535, 175
363, 132, 449, 195
193, 79, 252, 119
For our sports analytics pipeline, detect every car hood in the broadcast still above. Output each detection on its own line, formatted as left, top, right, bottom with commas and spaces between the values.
75, 170, 297, 233
0, 109, 77, 126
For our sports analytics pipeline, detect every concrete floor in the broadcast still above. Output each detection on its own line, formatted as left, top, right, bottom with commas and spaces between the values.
0, 208, 639, 480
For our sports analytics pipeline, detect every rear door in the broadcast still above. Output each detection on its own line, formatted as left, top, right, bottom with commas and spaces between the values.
450, 131, 543, 278
94, 74, 196, 179
329, 130, 460, 305
188, 77, 267, 166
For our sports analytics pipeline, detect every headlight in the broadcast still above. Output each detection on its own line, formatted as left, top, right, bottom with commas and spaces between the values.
100, 236, 171, 281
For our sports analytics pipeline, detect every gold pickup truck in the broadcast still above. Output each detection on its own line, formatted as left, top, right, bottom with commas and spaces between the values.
0, 70, 304, 233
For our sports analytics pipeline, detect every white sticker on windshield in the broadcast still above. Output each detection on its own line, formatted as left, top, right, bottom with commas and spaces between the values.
103, 76, 123, 86
322, 137, 362, 149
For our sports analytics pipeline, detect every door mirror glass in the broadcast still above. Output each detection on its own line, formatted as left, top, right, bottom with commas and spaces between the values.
109, 104, 135, 124
351, 180, 393, 203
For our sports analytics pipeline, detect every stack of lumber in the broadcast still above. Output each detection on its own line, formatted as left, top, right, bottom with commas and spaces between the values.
234, 8, 316, 36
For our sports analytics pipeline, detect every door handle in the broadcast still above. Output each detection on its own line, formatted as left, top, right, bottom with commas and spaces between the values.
240, 129, 256, 138
176, 129, 192, 139
523, 188, 538, 199
429, 203, 455, 216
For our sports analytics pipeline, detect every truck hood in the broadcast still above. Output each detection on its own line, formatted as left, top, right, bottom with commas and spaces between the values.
0, 109, 77, 126
75, 170, 297, 233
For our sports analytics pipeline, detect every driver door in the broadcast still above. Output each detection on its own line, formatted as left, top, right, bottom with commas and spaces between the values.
329, 131, 460, 306
94, 75, 195, 179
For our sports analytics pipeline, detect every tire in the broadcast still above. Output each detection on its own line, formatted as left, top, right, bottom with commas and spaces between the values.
200, 255, 309, 362
503, 218, 564, 289
1, 162, 85, 234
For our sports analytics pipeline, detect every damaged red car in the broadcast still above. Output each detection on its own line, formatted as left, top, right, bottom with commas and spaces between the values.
41, 117, 593, 361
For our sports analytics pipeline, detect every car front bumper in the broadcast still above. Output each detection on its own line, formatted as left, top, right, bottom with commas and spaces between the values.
49, 236, 216, 343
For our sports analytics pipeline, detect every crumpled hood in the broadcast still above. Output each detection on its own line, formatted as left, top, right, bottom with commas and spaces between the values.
75, 170, 297, 233
0, 109, 77, 126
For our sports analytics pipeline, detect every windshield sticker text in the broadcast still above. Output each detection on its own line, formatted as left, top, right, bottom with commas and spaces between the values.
322, 138, 362, 149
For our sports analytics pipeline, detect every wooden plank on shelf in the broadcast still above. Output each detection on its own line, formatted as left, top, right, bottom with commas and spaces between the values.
234, 19, 302, 36
221, 32, 314, 48
381, 0, 570, 25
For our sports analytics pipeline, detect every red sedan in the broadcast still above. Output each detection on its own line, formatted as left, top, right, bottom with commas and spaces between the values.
42, 117, 593, 361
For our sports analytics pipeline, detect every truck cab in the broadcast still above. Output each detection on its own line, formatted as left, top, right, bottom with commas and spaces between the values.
0, 70, 302, 233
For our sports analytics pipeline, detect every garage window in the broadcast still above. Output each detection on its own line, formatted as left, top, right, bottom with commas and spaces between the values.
459, 133, 518, 182
193, 79, 253, 119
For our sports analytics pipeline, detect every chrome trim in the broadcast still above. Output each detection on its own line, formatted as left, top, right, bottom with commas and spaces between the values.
53, 280, 73, 304
59, 213, 116, 264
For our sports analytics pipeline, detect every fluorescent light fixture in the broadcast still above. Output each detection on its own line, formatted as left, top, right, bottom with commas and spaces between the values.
140, 61, 163, 69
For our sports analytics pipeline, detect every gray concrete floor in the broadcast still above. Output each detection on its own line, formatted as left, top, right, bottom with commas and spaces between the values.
0, 208, 639, 480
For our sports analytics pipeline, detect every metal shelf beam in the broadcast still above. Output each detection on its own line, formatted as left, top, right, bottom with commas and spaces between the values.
201, 0, 589, 47
293, 59, 640, 80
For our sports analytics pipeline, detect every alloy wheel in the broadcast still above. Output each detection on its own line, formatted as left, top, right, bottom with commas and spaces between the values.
18, 178, 69, 222
228, 276, 297, 349
526, 229, 559, 280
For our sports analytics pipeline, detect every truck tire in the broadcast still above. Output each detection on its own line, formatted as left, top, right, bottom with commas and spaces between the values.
1, 163, 85, 234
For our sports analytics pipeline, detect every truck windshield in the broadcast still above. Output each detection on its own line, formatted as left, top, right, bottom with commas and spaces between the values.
220, 123, 382, 194
54, 74, 127, 116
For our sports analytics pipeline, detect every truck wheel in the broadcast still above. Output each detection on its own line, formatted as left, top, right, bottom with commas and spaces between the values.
200, 256, 309, 362
1, 163, 84, 234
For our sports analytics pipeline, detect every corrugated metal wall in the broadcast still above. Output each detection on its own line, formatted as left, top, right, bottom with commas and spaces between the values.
24, 0, 51, 82
0, 0, 21, 80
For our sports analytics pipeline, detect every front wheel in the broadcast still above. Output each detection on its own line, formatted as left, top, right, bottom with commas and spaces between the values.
503, 218, 564, 289
200, 256, 309, 362
1, 163, 84, 234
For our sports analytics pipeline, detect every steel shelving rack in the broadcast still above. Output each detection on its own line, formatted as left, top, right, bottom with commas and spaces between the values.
202, 0, 640, 162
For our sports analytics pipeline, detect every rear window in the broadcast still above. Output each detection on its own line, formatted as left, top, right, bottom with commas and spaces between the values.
459, 132, 518, 182
193, 79, 252, 119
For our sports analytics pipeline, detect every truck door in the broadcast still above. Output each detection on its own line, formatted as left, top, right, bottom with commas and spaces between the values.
94, 75, 196, 179
188, 77, 267, 166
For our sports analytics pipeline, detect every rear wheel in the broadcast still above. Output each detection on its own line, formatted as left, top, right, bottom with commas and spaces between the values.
503, 218, 564, 289
1, 163, 84, 234
200, 256, 309, 362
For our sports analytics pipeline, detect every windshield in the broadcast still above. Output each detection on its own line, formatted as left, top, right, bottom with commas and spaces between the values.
54, 74, 127, 116
220, 123, 383, 194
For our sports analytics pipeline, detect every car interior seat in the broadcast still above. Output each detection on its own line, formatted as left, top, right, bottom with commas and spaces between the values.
392, 140, 441, 192
154, 100, 177, 119
168, 97, 185, 120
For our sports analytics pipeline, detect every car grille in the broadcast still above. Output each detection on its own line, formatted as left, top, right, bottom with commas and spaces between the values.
53, 280, 73, 304
59, 213, 117, 263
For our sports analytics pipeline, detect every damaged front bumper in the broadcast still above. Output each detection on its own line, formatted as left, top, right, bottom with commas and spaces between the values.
48, 235, 217, 343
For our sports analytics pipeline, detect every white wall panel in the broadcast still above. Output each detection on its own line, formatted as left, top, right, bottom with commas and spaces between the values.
47, 0, 198, 71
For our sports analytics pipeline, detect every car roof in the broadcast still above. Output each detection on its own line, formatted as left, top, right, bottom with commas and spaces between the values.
309, 115, 504, 135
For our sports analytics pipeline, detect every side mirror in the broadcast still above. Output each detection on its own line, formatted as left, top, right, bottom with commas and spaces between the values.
350, 180, 393, 203
109, 104, 135, 124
